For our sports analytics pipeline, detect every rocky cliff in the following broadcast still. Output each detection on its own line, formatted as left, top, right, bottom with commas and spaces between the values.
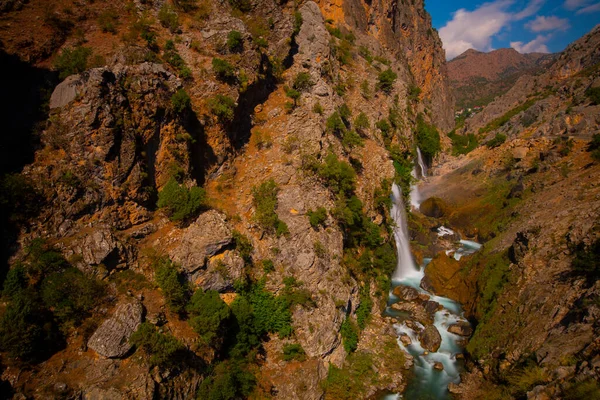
0, 0, 453, 398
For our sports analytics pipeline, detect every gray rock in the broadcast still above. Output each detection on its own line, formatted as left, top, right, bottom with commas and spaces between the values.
448, 321, 473, 337
88, 301, 143, 358
419, 325, 442, 352
433, 361, 444, 371
296, 2, 330, 70
424, 300, 442, 315
50, 75, 82, 109
167, 210, 232, 273
195, 250, 245, 292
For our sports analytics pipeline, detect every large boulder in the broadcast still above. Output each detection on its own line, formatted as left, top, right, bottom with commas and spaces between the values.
194, 250, 245, 292
392, 285, 420, 302
88, 301, 144, 358
166, 210, 232, 273
420, 197, 449, 218
419, 325, 442, 353
424, 253, 475, 308
448, 321, 473, 337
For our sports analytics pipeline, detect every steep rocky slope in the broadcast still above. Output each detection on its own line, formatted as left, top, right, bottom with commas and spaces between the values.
419, 25, 600, 399
0, 0, 453, 398
448, 48, 555, 110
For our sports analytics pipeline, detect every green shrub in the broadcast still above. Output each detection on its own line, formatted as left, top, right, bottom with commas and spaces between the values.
408, 84, 421, 101
307, 207, 327, 229
283, 343, 306, 361
342, 130, 364, 149
232, 230, 253, 263
355, 284, 372, 329
227, 30, 243, 52
197, 360, 256, 400
98, 9, 119, 33
340, 318, 358, 353
154, 257, 189, 314
41, 267, 104, 326
228, 0, 252, 12
2, 265, 27, 299
171, 89, 191, 113
354, 112, 369, 133
164, 49, 192, 78
415, 114, 441, 160
563, 378, 600, 400
208, 94, 236, 123
284, 86, 301, 106
130, 322, 184, 367
326, 111, 346, 136
247, 281, 292, 337
339, 103, 351, 124
25, 238, 69, 276
376, 69, 397, 94
506, 365, 548, 397
293, 72, 314, 91
449, 131, 478, 155
158, 4, 180, 32
187, 289, 232, 346
157, 177, 206, 222
571, 238, 600, 284
313, 101, 324, 115
375, 119, 391, 138
212, 58, 237, 82
322, 352, 375, 399
486, 133, 507, 149
585, 86, 600, 105
318, 153, 356, 196
293, 11, 303, 36
252, 179, 286, 234
588, 133, 600, 161
262, 259, 274, 273
0, 289, 58, 361
54, 46, 92, 80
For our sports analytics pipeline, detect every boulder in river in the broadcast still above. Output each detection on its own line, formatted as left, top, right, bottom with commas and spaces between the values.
433, 362, 444, 371
400, 334, 412, 346
448, 321, 473, 337
392, 285, 420, 302
419, 325, 442, 352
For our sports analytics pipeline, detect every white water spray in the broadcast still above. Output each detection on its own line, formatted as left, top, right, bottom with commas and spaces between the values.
391, 183, 419, 280
416, 147, 428, 178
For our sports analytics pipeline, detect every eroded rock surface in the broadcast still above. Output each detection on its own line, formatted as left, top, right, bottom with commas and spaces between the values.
88, 301, 144, 358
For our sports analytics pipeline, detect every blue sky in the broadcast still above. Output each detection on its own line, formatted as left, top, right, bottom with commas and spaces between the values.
426, 0, 600, 59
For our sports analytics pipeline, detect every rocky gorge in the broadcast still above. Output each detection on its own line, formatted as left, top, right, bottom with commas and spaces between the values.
0, 0, 599, 399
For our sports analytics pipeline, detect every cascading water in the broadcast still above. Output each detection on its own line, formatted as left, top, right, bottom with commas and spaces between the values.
391, 184, 420, 280
385, 182, 481, 399
416, 147, 428, 178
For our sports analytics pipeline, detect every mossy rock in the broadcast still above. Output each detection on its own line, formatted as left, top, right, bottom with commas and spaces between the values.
420, 197, 449, 218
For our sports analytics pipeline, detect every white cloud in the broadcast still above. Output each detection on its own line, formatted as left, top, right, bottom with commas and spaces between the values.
576, 2, 600, 13
564, 0, 592, 10
526, 16, 571, 32
514, 0, 546, 19
510, 35, 551, 53
439, 0, 549, 60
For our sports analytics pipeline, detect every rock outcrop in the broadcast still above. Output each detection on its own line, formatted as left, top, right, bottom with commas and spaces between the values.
88, 301, 144, 358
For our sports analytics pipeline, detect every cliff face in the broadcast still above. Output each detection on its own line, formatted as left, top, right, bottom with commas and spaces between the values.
0, 0, 452, 398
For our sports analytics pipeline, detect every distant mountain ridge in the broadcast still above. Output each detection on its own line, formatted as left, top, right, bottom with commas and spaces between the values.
448, 48, 556, 110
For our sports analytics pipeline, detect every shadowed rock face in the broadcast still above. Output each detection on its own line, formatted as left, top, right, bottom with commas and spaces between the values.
88, 301, 144, 358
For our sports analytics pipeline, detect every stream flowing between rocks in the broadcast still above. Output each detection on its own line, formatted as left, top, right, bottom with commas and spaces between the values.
381, 172, 481, 399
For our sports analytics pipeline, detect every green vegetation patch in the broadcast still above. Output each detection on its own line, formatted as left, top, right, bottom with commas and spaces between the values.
322, 352, 377, 399
479, 99, 535, 134
157, 177, 207, 222
449, 131, 478, 155
415, 114, 441, 161
251, 179, 288, 236
130, 322, 184, 367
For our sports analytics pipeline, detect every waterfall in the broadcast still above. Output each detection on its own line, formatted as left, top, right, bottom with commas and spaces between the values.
390, 183, 419, 280
416, 147, 428, 178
